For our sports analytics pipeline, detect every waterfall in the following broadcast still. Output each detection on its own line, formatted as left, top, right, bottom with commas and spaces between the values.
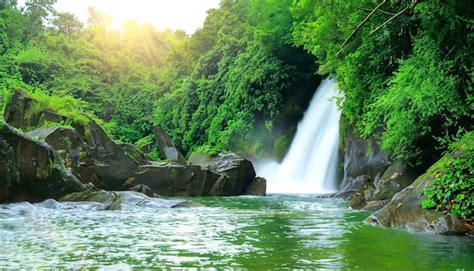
257, 79, 341, 194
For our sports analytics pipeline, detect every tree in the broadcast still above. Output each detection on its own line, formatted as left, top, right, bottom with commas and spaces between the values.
53, 12, 83, 35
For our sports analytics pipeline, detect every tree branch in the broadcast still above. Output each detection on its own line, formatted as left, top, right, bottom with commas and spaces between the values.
358, 7, 396, 16
369, 5, 410, 35
336, 0, 387, 56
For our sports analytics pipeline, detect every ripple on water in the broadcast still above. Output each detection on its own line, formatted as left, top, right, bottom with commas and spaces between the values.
0, 195, 473, 269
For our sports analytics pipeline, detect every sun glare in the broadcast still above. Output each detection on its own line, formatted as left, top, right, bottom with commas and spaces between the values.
53, 0, 220, 33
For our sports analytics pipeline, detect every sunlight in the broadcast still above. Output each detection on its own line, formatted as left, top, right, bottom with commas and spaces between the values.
54, 0, 220, 33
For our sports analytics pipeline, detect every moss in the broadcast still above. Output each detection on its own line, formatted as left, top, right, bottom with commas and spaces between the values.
19, 89, 90, 126
273, 135, 290, 159
41, 120, 74, 130
136, 134, 154, 149
0, 89, 13, 117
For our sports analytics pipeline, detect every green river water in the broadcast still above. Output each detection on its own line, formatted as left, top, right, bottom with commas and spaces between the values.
0, 194, 473, 270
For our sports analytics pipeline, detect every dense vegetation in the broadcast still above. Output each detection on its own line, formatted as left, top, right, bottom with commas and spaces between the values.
0, 0, 472, 216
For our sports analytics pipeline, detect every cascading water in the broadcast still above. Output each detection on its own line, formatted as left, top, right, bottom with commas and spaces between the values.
257, 79, 341, 194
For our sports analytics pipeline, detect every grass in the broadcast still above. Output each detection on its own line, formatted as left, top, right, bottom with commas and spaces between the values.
26, 89, 90, 126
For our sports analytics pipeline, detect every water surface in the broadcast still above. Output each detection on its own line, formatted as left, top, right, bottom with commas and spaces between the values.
0, 195, 472, 269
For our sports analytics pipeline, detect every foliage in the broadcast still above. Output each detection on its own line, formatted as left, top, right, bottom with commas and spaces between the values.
421, 132, 474, 220
154, 0, 317, 156
291, 0, 474, 160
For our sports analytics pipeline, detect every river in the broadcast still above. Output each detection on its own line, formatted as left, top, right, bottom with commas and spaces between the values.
1, 194, 472, 269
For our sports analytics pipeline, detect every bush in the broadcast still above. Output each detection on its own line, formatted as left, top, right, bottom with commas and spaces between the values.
422, 132, 474, 220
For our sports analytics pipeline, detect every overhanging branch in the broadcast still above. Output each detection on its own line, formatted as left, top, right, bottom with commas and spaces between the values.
336, 0, 387, 56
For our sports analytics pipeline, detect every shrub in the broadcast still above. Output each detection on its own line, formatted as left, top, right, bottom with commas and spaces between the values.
422, 132, 474, 220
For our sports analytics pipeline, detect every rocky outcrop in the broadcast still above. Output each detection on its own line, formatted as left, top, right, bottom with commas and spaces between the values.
189, 152, 257, 196
337, 122, 421, 210
3, 91, 143, 190
366, 138, 473, 234
340, 124, 390, 194
60, 189, 203, 210
0, 122, 85, 202
153, 126, 187, 164
60, 189, 122, 210
366, 161, 420, 201
131, 152, 259, 197
1, 90, 265, 199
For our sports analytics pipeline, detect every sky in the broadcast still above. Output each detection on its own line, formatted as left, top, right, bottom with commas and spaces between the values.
21, 0, 221, 34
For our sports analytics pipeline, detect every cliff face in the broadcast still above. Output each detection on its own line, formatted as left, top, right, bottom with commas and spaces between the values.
366, 133, 473, 234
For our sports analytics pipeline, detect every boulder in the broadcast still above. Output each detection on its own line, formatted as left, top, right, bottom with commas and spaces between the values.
3, 90, 263, 198
152, 126, 187, 164
59, 190, 203, 210
189, 152, 257, 196
333, 175, 372, 199
129, 184, 155, 197
25, 127, 83, 168
0, 122, 85, 203
3, 90, 142, 190
366, 140, 473, 234
60, 189, 122, 210
132, 162, 230, 196
245, 177, 267, 196
340, 123, 390, 190
367, 160, 421, 201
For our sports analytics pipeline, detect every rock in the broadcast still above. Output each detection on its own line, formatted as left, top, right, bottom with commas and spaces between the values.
362, 200, 390, 211
60, 190, 122, 210
340, 123, 390, 190
349, 192, 366, 209
367, 160, 421, 200
333, 175, 372, 199
25, 127, 84, 168
366, 139, 472, 235
188, 152, 215, 169
119, 142, 151, 165
0, 122, 85, 203
245, 177, 267, 196
170, 200, 205, 208
133, 162, 198, 196
3, 90, 142, 190
189, 152, 257, 196
3, 90, 262, 198
133, 152, 260, 197
153, 126, 187, 164
129, 184, 154, 197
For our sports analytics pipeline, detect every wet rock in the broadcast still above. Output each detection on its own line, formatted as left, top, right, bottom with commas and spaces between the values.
60, 190, 122, 210
133, 162, 197, 196
340, 123, 390, 191
362, 200, 390, 211
366, 140, 473, 235
189, 152, 257, 196
333, 175, 372, 199
0, 122, 85, 203
129, 184, 154, 197
245, 177, 267, 196
170, 200, 205, 208
25, 127, 83, 168
349, 192, 366, 209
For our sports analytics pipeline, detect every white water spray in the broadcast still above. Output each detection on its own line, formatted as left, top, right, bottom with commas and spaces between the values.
257, 79, 341, 194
